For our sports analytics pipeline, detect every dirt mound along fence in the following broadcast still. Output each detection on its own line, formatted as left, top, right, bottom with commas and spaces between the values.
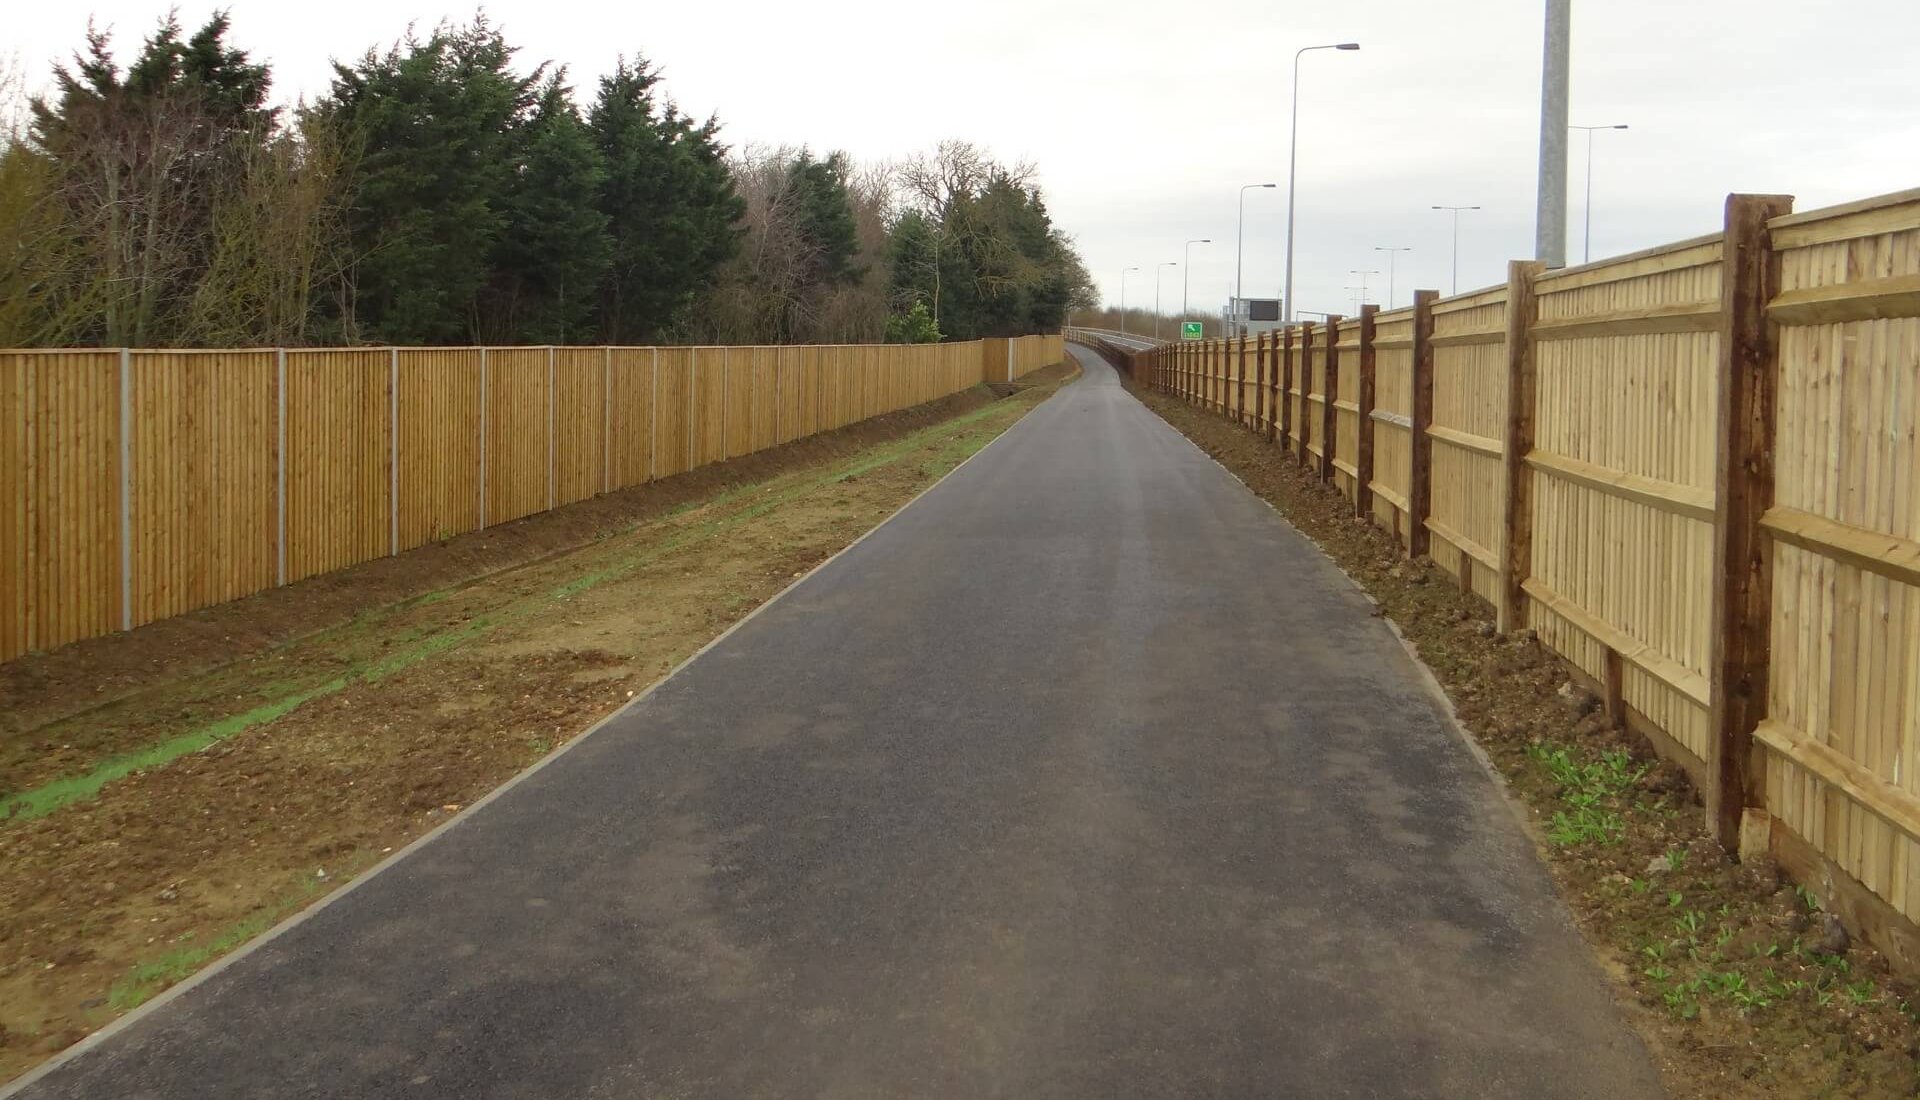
0, 334, 1064, 662
1123, 187, 1920, 973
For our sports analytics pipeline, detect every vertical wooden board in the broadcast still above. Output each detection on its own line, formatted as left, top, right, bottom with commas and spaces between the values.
207, 352, 276, 608
694, 348, 727, 468
721, 347, 750, 457
653, 348, 693, 479
553, 348, 605, 506
0, 353, 32, 658
396, 349, 481, 549
4, 353, 121, 655
606, 349, 654, 489
284, 350, 388, 583
479, 348, 547, 526
747, 346, 775, 450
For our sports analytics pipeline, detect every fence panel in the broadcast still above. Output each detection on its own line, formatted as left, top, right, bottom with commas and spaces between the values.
1526, 236, 1725, 769
1370, 308, 1416, 540
1333, 322, 1363, 501
553, 348, 607, 508
606, 348, 656, 491
1762, 189, 1920, 925
284, 350, 388, 583
1, 351, 122, 655
1426, 286, 1509, 603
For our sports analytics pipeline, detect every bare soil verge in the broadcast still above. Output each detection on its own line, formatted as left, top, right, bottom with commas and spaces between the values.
0, 365, 1073, 1085
1129, 380, 1920, 1100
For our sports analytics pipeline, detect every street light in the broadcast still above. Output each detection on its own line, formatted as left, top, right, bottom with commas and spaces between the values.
1283, 41, 1360, 324
1347, 270, 1379, 316
1119, 266, 1140, 335
1430, 205, 1481, 295
1571, 123, 1630, 263
1236, 185, 1276, 334
1373, 246, 1412, 309
1154, 262, 1178, 341
1183, 239, 1211, 320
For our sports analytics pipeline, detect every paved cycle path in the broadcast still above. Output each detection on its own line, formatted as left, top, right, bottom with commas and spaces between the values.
12, 347, 1661, 1099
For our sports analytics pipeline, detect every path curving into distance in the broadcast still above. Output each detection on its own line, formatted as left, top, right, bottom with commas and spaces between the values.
9, 346, 1661, 1099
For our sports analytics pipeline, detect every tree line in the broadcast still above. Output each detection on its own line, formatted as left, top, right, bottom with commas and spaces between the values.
0, 13, 1094, 349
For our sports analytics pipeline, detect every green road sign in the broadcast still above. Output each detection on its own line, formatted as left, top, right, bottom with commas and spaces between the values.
1181, 322, 1204, 341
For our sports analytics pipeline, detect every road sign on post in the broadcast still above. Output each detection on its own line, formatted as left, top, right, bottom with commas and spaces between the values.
1181, 321, 1204, 341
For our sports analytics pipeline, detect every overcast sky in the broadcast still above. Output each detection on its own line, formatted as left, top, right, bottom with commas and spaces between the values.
10, 0, 1918, 319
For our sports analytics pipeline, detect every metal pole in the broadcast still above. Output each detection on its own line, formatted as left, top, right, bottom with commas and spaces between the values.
1284, 43, 1358, 325
1535, 0, 1570, 268
1155, 261, 1178, 342
1373, 247, 1411, 309
1183, 238, 1210, 320
1452, 211, 1461, 294
1585, 126, 1595, 263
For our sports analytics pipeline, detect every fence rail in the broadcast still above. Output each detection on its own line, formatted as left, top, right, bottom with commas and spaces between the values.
0, 334, 1064, 661
1120, 185, 1920, 971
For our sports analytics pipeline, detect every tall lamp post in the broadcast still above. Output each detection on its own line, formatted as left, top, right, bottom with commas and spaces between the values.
1347, 270, 1379, 313
1430, 205, 1481, 296
1118, 266, 1140, 335
1373, 246, 1412, 309
1236, 185, 1276, 335
1571, 123, 1629, 263
1183, 238, 1211, 320
1283, 41, 1360, 324
1154, 262, 1178, 341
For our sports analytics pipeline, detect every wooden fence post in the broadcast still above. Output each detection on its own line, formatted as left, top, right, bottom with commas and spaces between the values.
1706, 192, 1795, 850
1497, 261, 1545, 632
1254, 334, 1266, 433
1267, 333, 1281, 444
1297, 322, 1315, 466
1355, 304, 1379, 520
1280, 327, 1294, 448
1237, 335, 1249, 425
1321, 314, 1343, 483
1408, 290, 1437, 559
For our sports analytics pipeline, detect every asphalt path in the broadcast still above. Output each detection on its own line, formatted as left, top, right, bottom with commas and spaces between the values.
11, 347, 1662, 1099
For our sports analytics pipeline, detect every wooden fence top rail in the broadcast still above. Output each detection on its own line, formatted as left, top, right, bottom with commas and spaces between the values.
1768, 274, 1920, 326
1770, 186, 1920, 248
1533, 231, 1724, 292
1525, 450, 1716, 521
1429, 330, 1505, 348
1531, 301, 1720, 339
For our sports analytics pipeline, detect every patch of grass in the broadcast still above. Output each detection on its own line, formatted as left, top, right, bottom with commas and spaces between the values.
106, 913, 276, 1012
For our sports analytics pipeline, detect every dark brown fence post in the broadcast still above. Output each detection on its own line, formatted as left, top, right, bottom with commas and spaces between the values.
1498, 260, 1545, 633
1280, 327, 1295, 448
1236, 335, 1248, 425
1408, 290, 1438, 560
1297, 322, 1315, 467
1356, 304, 1379, 520
1254, 333, 1267, 434
1321, 314, 1343, 483
1707, 192, 1794, 851
1268, 332, 1281, 444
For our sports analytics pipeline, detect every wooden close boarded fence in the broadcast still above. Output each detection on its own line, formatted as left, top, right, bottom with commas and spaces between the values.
1123, 186, 1920, 971
0, 334, 1064, 661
